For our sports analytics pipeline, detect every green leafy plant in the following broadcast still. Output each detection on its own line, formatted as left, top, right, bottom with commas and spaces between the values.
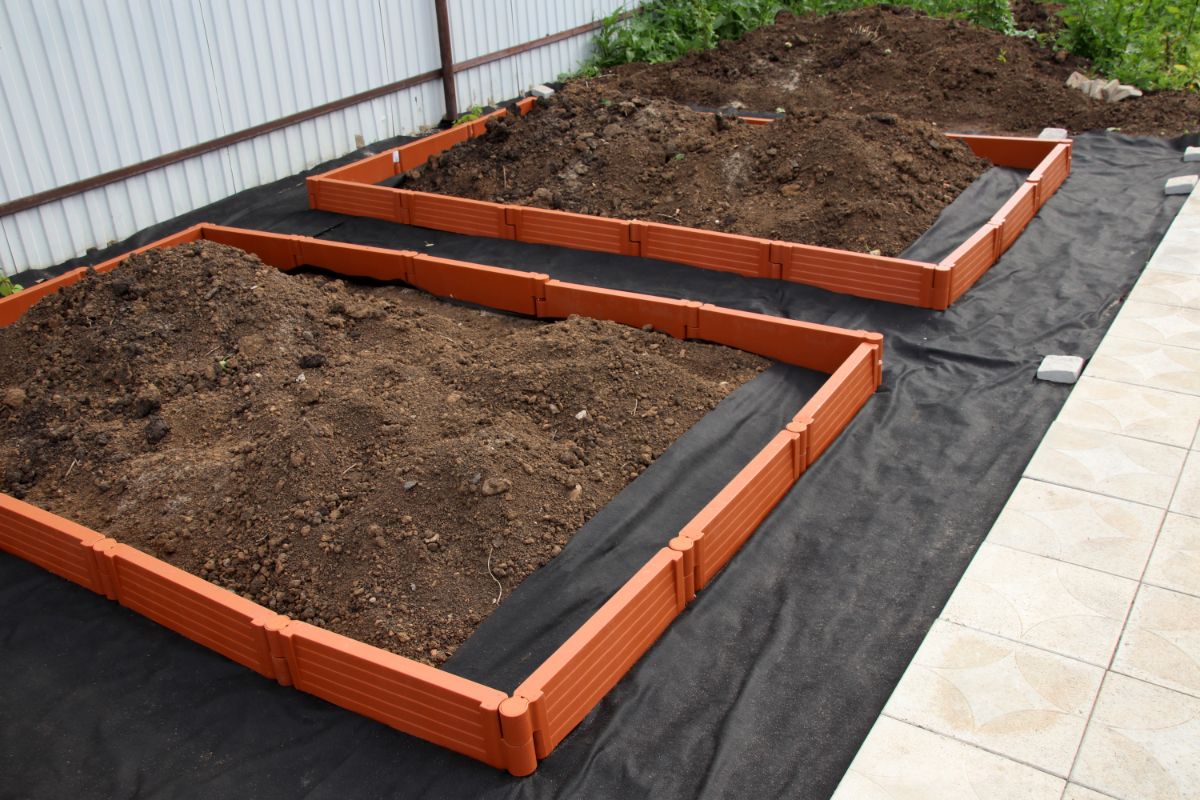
453, 105, 485, 126
0, 275, 22, 297
1055, 0, 1200, 89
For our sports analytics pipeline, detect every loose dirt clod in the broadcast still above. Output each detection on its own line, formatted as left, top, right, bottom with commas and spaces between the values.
399, 83, 987, 257
0, 242, 767, 664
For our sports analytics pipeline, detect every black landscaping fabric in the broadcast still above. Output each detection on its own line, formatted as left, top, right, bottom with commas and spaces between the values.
2, 131, 1198, 800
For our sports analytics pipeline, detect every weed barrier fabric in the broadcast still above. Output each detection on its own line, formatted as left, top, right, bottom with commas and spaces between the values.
3, 131, 1198, 799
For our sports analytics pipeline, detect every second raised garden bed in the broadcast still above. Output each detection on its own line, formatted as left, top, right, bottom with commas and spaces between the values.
0, 223, 882, 775
306, 97, 1071, 309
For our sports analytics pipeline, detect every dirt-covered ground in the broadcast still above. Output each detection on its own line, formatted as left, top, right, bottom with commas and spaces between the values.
0, 242, 766, 663
596, 6, 1199, 137
398, 84, 987, 257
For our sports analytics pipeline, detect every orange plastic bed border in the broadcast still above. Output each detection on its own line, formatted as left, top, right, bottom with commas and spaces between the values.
0, 223, 882, 775
305, 97, 1071, 309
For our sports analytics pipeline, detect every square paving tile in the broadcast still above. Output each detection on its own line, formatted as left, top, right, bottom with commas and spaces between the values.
1112, 585, 1200, 698
1072, 672, 1200, 800
1086, 337, 1200, 396
1107, 301, 1200, 350
883, 621, 1104, 777
1170, 451, 1200, 518
1024, 423, 1186, 508
986, 480, 1161, 579
1145, 513, 1200, 597
832, 716, 1065, 800
942, 544, 1137, 666
1130, 270, 1200, 311
1056, 377, 1200, 448
1146, 235, 1200, 276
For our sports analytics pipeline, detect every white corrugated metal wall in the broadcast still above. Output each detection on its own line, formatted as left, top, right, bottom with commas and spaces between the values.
0, 0, 629, 276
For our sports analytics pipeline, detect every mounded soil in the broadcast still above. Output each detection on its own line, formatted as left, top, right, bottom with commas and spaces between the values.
0, 242, 766, 664
399, 84, 987, 257
598, 6, 1199, 137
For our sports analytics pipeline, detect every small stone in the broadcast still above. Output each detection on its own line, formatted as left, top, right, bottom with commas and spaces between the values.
574, 409, 588, 421
2, 387, 26, 410
299, 353, 326, 369
403, 480, 418, 491
1037, 354, 1085, 384
481, 477, 511, 496
1038, 127, 1069, 140
144, 416, 170, 444
530, 84, 555, 98
1185, 147, 1200, 163
1165, 175, 1198, 195
567, 484, 582, 502
298, 386, 321, 404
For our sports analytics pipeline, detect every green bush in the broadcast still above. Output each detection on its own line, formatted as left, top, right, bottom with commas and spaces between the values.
1054, 0, 1200, 90
590, 0, 782, 67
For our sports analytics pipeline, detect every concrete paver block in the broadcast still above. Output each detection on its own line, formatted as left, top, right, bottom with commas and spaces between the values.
1166, 175, 1199, 195
1039, 127, 1069, 140
530, 84, 555, 98
1184, 146, 1200, 162
1038, 354, 1084, 383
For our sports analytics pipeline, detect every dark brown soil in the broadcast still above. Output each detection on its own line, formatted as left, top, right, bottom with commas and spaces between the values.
400, 84, 987, 257
597, 6, 1199, 137
0, 242, 766, 664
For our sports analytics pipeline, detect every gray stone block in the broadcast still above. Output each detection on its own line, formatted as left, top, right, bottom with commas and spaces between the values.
1165, 175, 1199, 196
530, 84, 555, 98
1039, 127, 1069, 140
1037, 355, 1085, 384
1185, 146, 1200, 163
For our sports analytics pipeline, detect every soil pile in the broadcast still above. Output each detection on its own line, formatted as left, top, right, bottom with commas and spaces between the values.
598, 6, 1199, 136
399, 84, 987, 257
0, 242, 766, 664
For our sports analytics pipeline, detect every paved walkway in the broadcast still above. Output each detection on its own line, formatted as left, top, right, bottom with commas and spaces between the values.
833, 183, 1200, 799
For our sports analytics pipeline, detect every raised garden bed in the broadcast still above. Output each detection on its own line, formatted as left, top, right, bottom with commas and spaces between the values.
0, 224, 882, 774
307, 97, 1071, 309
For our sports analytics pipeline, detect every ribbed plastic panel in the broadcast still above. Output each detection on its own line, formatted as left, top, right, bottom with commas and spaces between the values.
517, 549, 683, 757
284, 621, 508, 768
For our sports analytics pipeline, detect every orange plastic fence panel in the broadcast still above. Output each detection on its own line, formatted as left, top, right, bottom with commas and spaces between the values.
103, 543, 281, 679
691, 304, 864, 374
683, 430, 798, 588
280, 620, 510, 769
509, 207, 637, 256
636, 221, 774, 278
515, 548, 684, 758
398, 126, 474, 172
200, 225, 299, 270
780, 244, 933, 307
404, 191, 516, 240
793, 342, 879, 466
1026, 143, 1071, 209
409, 254, 543, 315
948, 134, 1058, 169
313, 151, 396, 184
0, 493, 107, 593
538, 280, 694, 338
942, 224, 1000, 303
310, 179, 403, 223
0, 224, 206, 328
990, 183, 1038, 254
296, 239, 413, 282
